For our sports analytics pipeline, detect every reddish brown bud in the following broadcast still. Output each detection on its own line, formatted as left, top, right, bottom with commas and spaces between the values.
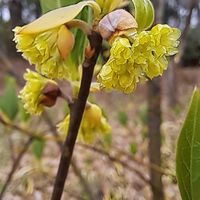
40, 82, 61, 107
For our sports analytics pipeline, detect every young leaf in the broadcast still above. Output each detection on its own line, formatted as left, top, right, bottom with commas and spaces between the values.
129, 142, 137, 155
31, 139, 45, 160
131, 0, 154, 31
138, 104, 148, 125
71, 6, 89, 65
0, 76, 18, 120
176, 88, 200, 200
117, 111, 128, 126
18, 102, 30, 122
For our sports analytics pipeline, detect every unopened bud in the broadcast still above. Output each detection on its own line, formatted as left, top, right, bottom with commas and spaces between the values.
85, 104, 102, 126
99, 9, 138, 40
40, 82, 61, 107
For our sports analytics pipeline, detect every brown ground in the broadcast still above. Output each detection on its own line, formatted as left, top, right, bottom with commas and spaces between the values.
0, 58, 200, 199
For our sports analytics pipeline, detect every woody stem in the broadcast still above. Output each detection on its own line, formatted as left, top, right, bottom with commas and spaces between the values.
51, 31, 102, 200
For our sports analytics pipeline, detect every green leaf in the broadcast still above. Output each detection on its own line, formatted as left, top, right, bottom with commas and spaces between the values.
31, 139, 45, 160
18, 102, 30, 122
102, 132, 112, 149
176, 87, 200, 200
0, 76, 18, 120
131, 0, 154, 31
117, 111, 128, 126
129, 142, 137, 155
71, 6, 90, 65
138, 104, 148, 125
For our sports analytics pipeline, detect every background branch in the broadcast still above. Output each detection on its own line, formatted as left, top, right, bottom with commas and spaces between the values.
77, 143, 149, 184
0, 137, 33, 200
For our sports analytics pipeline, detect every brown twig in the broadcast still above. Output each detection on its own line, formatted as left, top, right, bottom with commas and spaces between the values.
0, 137, 33, 200
0, 115, 43, 140
78, 143, 175, 178
114, 147, 175, 178
77, 143, 150, 184
51, 31, 102, 200
71, 159, 97, 200
0, 114, 61, 142
42, 111, 63, 148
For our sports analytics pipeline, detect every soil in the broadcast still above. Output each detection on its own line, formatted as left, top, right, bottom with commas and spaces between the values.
0, 58, 200, 200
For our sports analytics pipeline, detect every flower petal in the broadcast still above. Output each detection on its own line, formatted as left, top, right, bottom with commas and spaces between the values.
17, 1, 100, 34
57, 25, 74, 59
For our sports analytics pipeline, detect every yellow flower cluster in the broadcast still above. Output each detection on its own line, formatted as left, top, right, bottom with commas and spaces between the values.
98, 37, 137, 93
19, 69, 58, 115
14, 25, 74, 80
57, 103, 111, 143
150, 24, 181, 56
15, 1, 101, 116
98, 24, 181, 93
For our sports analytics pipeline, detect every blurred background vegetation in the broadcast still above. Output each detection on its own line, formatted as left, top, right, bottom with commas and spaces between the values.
0, 0, 200, 199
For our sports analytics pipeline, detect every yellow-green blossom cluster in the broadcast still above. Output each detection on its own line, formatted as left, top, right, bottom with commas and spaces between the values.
57, 103, 111, 143
14, 25, 74, 80
19, 69, 58, 115
98, 24, 181, 93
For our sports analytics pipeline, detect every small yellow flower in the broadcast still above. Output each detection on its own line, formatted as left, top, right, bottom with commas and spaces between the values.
14, 25, 74, 80
98, 24, 181, 93
145, 56, 168, 79
150, 24, 181, 56
131, 30, 168, 79
57, 103, 111, 143
19, 69, 58, 115
98, 37, 137, 94
13, 1, 101, 80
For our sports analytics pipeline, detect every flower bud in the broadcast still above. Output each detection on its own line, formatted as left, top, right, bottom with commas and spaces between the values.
40, 82, 61, 107
57, 103, 110, 143
84, 104, 102, 127
99, 9, 138, 40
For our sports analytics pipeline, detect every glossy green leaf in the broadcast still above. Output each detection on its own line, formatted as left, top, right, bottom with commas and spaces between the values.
0, 77, 18, 120
31, 139, 45, 160
131, 0, 154, 31
176, 88, 200, 200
